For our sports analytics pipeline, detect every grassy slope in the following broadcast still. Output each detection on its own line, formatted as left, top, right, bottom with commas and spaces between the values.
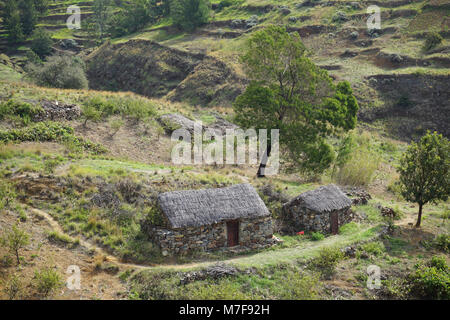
0, 1, 449, 300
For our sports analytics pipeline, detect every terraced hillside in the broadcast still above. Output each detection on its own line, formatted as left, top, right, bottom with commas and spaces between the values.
78, 0, 450, 139
0, 0, 449, 301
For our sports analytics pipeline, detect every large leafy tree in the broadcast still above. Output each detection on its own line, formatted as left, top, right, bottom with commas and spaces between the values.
398, 131, 449, 227
234, 26, 358, 177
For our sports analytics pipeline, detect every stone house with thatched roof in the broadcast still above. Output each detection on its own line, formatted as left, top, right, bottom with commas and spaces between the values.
282, 184, 354, 235
150, 184, 273, 254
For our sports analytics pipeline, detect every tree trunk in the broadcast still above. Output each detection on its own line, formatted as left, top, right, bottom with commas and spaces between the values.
415, 203, 423, 228
257, 144, 272, 178
15, 249, 20, 265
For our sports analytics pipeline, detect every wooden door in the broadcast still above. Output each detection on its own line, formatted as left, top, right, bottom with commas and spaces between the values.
227, 220, 239, 247
330, 211, 339, 235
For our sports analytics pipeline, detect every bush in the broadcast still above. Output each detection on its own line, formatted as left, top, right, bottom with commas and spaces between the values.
0, 99, 43, 124
309, 247, 344, 277
408, 257, 449, 299
278, 271, 321, 300
0, 224, 30, 265
433, 234, 450, 253
47, 231, 79, 247
33, 267, 63, 298
171, 0, 210, 32
3, 274, 23, 300
27, 54, 88, 89
216, 0, 235, 11
359, 241, 385, 256
81, 103, 102, 127
30, 28, 53, 59
423, 32, 443, 51
0, 180, 16, 209
310, 232, 325, 241
0, 122, 106, 154
334, 148, 380, 186
82, 96, 156, 121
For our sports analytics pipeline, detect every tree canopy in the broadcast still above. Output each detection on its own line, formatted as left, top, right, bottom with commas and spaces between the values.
398, 131, 449, 227
233, 26, 358, 176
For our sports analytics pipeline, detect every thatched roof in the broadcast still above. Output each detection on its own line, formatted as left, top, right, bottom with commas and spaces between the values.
287, 184, 352, 213
158, 184, 270, 229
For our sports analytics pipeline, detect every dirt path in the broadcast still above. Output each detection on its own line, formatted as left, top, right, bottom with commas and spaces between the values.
30, 206, 220, 271
30, 207, 381, 272
29, 207, 150, 271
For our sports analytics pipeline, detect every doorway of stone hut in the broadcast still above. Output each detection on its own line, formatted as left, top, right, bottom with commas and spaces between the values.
330, 211, 339, 235
227, 220, 239, 247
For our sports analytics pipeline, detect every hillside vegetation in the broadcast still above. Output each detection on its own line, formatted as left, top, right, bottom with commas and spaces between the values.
0, 0, 448, 301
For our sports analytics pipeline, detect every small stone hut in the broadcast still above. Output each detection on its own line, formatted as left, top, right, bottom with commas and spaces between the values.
282, 184, 354, 235
151, 184, 273, 254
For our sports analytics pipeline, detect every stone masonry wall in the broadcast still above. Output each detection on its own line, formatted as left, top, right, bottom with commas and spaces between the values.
282, 205, 355, 234
150, 216, 273, 255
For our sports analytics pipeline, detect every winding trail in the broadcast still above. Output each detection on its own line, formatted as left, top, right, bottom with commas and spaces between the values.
30, 206, 381, 272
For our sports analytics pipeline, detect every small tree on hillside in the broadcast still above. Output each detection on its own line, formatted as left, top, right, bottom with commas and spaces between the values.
20, 0, 38, 36
1, 224, 30, 265
3, 0, 24, 44
233, 26, 358, 177
398, 131, 449, 227
30, 28, 53, 59
82, 104, 102, 127
170, 0, 210, 32
92, 0, 113, 40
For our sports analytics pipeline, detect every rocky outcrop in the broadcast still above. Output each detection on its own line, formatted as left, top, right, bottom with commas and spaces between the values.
158, 113, 239, 136
179, 264, 239, 285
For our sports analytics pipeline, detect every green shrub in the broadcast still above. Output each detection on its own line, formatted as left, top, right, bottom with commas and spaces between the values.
33, 267, 63, 298
171, 0, 210, 32
3, 274, 23, 300
0, 180, 16, 209
428, 256, 448, 271
0, 99, 43, 124
82, 96, 156, 121
0, 122, 106, 154
423, 32, 443, 51
359, 241, 385, 256
47, 230, 79, 247
309, 246, 344, 277
30, 28, 53, 59
43, 157, 62, 173
433, 234, 450, 253
333, 133, 380, 186
0, 224, 30, 265
334, 148, 380, 186
408, 258, 449, 299
310, 231, 325, 241
81, 103, 102, 127
277, 272, 321, 300
27, 55, 88, 89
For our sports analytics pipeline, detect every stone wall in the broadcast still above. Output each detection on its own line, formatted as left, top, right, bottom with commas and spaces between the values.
150, 216, 273, 255
282, 205, 355, 235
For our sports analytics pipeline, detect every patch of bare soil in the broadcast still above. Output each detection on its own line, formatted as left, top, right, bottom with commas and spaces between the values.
0, 208, 128, 300
71, 118, 174, 165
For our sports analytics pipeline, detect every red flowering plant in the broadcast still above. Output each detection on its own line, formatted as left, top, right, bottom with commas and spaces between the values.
296, 231, 305, 236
